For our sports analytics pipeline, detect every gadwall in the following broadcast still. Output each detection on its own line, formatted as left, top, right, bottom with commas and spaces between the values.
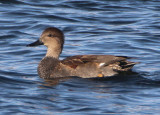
27, 27, 138, 79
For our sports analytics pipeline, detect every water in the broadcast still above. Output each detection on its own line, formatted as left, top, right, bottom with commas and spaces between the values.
0, 0, 160, 114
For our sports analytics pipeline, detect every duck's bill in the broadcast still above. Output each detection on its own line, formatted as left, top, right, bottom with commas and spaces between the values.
27, 40, 43, 47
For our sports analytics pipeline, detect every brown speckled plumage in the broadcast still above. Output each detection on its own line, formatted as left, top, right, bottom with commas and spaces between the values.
27, 27, 138, 79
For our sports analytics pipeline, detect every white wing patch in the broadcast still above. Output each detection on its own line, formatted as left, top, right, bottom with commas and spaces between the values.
99, 63, 105, 67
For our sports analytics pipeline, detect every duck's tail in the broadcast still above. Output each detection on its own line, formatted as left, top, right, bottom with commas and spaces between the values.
109, 61, 139, 72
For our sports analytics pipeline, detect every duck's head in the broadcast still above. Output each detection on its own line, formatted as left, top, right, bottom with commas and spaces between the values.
27, 27, 64, 58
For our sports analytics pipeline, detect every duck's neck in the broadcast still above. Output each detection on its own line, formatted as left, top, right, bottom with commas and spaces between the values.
45, 47, 61, 59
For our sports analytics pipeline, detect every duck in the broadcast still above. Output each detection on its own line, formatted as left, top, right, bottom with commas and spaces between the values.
27, 27, 138, 79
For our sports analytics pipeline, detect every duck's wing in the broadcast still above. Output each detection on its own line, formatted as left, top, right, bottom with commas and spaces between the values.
61, 55, 137, 70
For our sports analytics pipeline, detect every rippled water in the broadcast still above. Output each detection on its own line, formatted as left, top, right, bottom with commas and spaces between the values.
0, 0, 160, 114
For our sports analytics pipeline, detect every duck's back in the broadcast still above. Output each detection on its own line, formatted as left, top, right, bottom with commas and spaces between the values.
61, 55, 137, 78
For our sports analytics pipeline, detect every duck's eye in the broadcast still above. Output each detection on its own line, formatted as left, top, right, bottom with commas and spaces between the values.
48, 34, 53, 37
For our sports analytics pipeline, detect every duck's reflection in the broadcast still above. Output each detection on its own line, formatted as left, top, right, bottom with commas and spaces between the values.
38, 71, 142, 87
40, 77, 76, 87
